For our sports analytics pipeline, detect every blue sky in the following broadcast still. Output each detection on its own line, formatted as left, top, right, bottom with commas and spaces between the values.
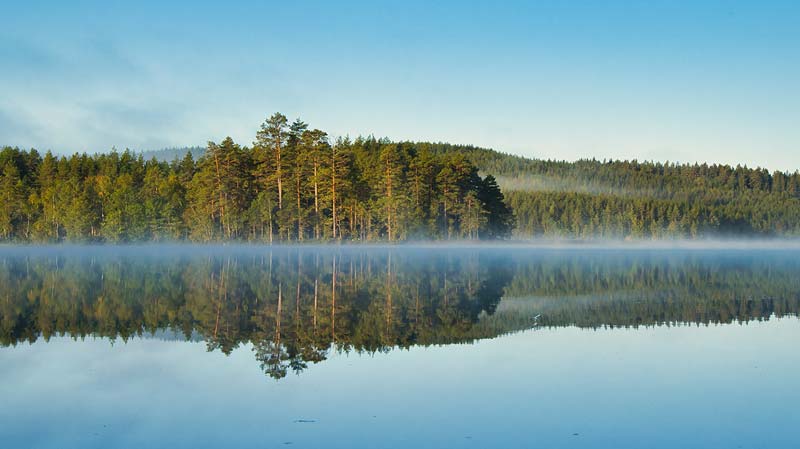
1, 0, 799, 170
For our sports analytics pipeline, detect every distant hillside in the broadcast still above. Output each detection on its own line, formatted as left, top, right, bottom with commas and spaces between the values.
140, 146, 205, 161
380, 142, 800, 237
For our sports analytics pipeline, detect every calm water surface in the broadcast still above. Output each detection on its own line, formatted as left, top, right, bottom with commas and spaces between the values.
1, 246, 798, 448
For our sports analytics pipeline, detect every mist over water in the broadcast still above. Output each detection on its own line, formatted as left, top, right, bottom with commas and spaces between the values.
3, 243, 799, 367
1, 244, 799, 448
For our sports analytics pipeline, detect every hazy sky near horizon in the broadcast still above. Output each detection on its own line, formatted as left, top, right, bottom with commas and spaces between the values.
1, 0, 799, 171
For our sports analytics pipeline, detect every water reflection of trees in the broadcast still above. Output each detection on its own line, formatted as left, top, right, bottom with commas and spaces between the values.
1, 249, 799, 379
0, 249, 513, 379
500, 252, 800, 329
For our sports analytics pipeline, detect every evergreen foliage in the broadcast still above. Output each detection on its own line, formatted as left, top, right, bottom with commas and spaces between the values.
5, 117, 800, 241
0, 114, 513, 243
420, 143, 800, 238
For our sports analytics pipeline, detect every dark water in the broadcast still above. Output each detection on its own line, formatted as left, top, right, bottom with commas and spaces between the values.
1, 246, 799, 448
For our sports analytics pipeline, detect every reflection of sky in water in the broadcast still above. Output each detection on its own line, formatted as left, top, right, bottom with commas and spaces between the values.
2, 319, 798, 449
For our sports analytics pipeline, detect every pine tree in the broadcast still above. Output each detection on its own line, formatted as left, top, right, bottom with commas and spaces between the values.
256, 113, 288, 211
379, 144, 407, 241
477, 175, 514, 239
327, 138, 352, 240
33, 151, 59, 241
302, 129, 328, 240
0, 162, 23, 240
287, 119, 309, 240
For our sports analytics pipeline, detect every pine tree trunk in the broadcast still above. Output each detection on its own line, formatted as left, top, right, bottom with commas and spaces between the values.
297, 175, 302, 241
386, 163, 393, 241
331, 149, 337, 239
213, 151, 226, 239
314, 162, 319, 239
276, 138, 283, 210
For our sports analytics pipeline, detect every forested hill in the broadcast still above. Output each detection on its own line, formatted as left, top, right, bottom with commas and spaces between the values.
0, 113, 514, 243
420, 143, 800, 237
3, 113, 800, 242
147, 140, 800, 238
140, 146, 205, 162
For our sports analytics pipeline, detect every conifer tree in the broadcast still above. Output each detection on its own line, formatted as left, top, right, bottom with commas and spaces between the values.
0, 162, 23, 240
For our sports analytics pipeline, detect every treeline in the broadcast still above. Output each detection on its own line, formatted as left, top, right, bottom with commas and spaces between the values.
506, 190, 800, 238
6, 116, 800, 240
425, 144, 800, 199
0, 113, 513, 243
419, 143, 800, 238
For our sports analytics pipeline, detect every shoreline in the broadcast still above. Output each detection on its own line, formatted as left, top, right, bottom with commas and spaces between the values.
3, 238, 800, 252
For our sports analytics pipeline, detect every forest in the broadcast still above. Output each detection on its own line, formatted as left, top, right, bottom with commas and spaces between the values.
143, 142, 800, 238
3, 112, 800, 241
423, 143, 800, 238
0, 113, 513, 243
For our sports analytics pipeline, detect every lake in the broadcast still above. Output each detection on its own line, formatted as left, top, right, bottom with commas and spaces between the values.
1, 245, 799, 448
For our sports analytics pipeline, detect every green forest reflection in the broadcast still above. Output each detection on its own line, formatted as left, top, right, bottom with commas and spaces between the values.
1, 248, 799, 379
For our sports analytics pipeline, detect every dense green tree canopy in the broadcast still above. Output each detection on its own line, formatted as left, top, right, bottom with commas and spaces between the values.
421, 143, 800, 238
0, 114, 513, 243
4, 115, 800, 241
131, 141, 800, 239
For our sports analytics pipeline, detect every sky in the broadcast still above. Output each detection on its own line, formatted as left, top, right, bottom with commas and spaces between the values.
1, 0, 799, 171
